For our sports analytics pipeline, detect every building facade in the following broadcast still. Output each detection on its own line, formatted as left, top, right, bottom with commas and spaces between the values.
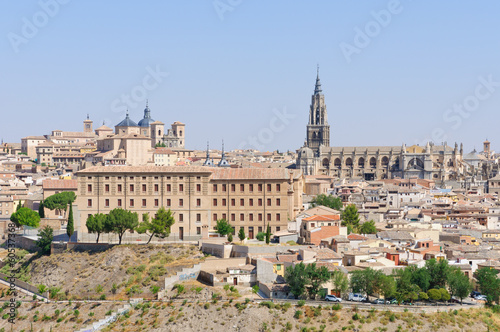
75, 166, 304, 241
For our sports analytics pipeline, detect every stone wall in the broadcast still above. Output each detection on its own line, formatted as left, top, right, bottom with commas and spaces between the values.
201, 243, 232, 258
164, 264, 202, 290
0, 272, 49, 299
51, 242, 114, 254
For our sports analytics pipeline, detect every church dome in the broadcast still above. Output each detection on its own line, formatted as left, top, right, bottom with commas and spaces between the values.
298, 146, 314, 159
138, 102, 155, 127
116, 111, 138, 127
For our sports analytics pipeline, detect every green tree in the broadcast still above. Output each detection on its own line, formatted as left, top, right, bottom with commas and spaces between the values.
427, 289, 441, 303
214, 219, 232, 237
43, 192, 76, 217
16, 199, 22, 211
66, 203, 74, 241
86, 213, 107, 243
105, 208, 139, 245
475, 267, 500, 305
394, 268, 421, 303
38, 200, 45, 219
35, 226, 53, 255
331, 270, 349, 297
265, 223, 271, 244
10, 207, 40, 228
305, 263, 330, 299
350, 268, 385, 297
439, 288, 451, 302
310, 194, 343, 211
408, 265, 431, 292
341, 204, 360, 233
379, 275, 396, 301
359, 220, 377, 234
227, 233, 233, 243
425, 259, 450, 289
285, 263, 308, 299
155, 142, 166, 148
447, 268, 472, 304
256, 232, 266, 241
136, 207, 175, 244
238, 227, 245, 242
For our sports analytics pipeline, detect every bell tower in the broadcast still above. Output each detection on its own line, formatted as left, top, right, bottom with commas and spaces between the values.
306, 66, 330, 154
83, 114, 93, 133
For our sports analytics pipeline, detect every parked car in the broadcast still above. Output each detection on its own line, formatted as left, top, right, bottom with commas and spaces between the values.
474, 295, 487, 301
348, 293, 367, 302
325, 295, 342, 302
385, 298, 398, 305
470, 291, 481, 298
372, 298, 385, 304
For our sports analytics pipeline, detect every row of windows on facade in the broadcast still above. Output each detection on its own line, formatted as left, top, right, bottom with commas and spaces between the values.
87, 197, 281, 208
86, 181, 281, 194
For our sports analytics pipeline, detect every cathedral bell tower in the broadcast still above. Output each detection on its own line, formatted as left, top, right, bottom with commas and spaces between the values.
306, 66, 330, 154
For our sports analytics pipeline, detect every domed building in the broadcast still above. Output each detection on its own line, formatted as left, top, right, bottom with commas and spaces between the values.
137, 102, 155, 137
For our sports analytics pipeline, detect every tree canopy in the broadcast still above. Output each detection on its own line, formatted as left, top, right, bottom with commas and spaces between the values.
43, 191, 76, 216
86, 213, 107, 243
35, 226, 53, 255
105, 208, 139, 244
136, 207, 175, 244
285, 263, 331, 299
238, 227, 245, 242
66, 203, 74, 241
10, 207, 40, 228
341, 204, 360, 233
214, 219, 232, 237
310, 194, 343, 211
448, 267, 472, 304
359, 220, 377, 234
475, 267, 500, 305
38, 200, 45, 218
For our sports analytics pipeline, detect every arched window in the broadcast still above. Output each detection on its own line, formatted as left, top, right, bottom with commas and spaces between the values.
158, 130, 161, 136
346, 158, 353, 167
408, 158, 424, 170
334, 158, 341, 168
358, 157, 365, 168
381, 156, 389, 166
369, 157, 376, 168
180, 130, 183, 137
322, 158, 329, 167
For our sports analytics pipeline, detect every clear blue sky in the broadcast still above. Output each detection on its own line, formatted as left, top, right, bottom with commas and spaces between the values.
1, 1, 500, 153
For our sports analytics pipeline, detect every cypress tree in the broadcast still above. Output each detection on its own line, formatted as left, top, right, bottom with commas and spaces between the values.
38, 200, 45, 218
67, 203, 74, 242
265, 223, 271, 244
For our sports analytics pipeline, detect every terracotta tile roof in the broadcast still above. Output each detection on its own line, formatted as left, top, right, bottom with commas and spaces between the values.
348, 234, 368, 241
42, 179, 78, 190
303, 215, 340, 221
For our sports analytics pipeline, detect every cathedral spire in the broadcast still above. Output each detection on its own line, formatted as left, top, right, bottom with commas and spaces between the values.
314, 64, 322, 95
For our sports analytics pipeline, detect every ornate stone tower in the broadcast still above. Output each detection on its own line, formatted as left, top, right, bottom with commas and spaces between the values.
306, 66, 330, 154
83, 114, 93, 133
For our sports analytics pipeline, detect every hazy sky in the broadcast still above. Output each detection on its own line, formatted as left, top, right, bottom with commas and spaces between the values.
1, 1, 500, 153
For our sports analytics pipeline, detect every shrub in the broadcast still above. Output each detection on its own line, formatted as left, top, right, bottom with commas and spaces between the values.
297, 300, 305, 307
352, 313, 360, 320
204, 303, 210, 310
389, 313, 396, 322
332, 303, 342, 311
256, 232, 266, 241
294, 310, 303, 319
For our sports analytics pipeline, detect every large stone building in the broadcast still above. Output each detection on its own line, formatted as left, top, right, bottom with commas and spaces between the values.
75, 166, 304, 241
296, 69, 465, 181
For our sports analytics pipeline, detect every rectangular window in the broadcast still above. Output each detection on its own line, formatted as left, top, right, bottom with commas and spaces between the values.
196, 184, 201, 192
130, 184, 134, 192
231, 184, 235, 192
222, 199, 227, 206
197, 227, 201, 235
179, 184, 184, 192
240, 184, 244, 192
240, 199, 244, 206
231, 199, 235, 206
142, 184, 147, 192
213, 199, 217, 206
179, 214, 184, 222
117, 184, 122, 193
267, 213, 271, 221
222, 213, 227, 220
166, 199, 171, 207
105, 184, 110, 193
118, 199, 122, 207
267, 184, 272, 192
179, 199, 184, 207
196, 214, 201, 222
154, 199, 159, 207
130, 199, 134, 207
196, 198, 201, 207
222, 184, 227, 192
276, 198, 281, 206
105, 199, 109, 207
231, 214, 235, 222
258, 226, 262, 233
267, 198, 271, 206
167, 184, 171, 192
142, 199, 146, 207
87, 199, 92, 207
249, 184, 254, 192
154, 184, 159, 192
213, 184, 217, 192
240, 213, 244, 221
258, 199, 263, 206
258, 213, 263, 221
249, 214, 254, 221
276, 213, 281, 221
130, 176, 134, 180
213, 213, 217, 221
276, 184, 281, 192
258, 184, 263, 192
105, 176, 110, 180
249, 199, 254, 206
87, 184, 92, 193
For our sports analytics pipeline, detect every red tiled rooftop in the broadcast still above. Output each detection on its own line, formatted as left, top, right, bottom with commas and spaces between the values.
303, 215, 340, 221
42, 179, 78, 190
